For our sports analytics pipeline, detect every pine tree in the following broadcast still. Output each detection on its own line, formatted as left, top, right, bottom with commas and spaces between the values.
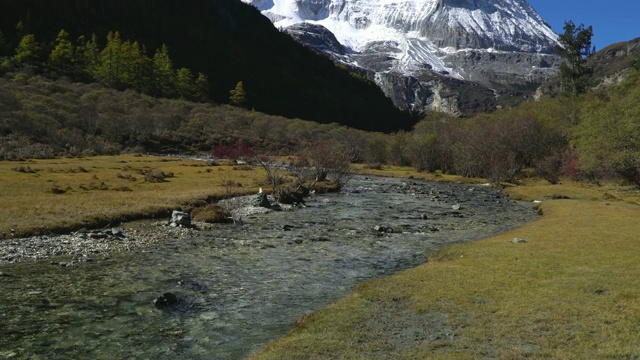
98, 31, 125, 87
176, 67, 197, 99
229, 81, 247, 107
48, 29, 74, 75
557, 21, 595, 96
195, 72, 209, 101
152, 44, 176, 97
13, 34, 40, 66
121, 40, 150, 91
75, 34, 101, 80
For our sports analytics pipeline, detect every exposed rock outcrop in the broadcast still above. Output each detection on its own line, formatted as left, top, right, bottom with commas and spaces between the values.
248, 0, 562, 115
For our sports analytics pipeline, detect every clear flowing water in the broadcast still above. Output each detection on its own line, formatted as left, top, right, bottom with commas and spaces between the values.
0, 176, 537, 359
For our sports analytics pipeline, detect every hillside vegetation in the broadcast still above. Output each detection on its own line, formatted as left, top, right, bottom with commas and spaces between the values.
0, 75, 364, 158
1, 67, 639, 189
405, 69, 640, 187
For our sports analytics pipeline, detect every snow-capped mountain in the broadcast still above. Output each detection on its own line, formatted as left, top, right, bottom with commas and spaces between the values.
243, 0, 562, 114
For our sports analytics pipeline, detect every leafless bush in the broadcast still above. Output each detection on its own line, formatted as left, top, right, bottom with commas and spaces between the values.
407, 134, 438, 172
288, 156, 317, 189
535, 153, 563, 184
452, 115, 544, 183
305, 141, 354, 188
255, 155, 286, 195
386, 131, 412, 166
220, 173, 243, 198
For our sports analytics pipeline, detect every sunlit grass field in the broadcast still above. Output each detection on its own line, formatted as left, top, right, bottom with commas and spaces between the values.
252, 170, 640, 359
0, 154, 267, 238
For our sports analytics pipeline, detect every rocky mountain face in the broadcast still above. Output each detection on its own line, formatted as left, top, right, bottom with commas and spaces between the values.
589, 37, 640, 88
242, 0, 562, 115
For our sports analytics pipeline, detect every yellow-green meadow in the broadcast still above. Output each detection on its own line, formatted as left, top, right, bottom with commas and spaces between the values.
0, 154, 267, 238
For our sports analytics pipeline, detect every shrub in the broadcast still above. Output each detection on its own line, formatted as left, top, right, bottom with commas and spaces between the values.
116, 172, 137, 181
143, 169, 174, 182
191, 204, 233, 223
49, 183, 67, 194
12, 165, 38, 173
232, 165, 254, 171
112, 186, 133, 192
79, 182, 109, 191
305, 140, 353, 188
408, 133, 438, 172
572, 73, 640, 187
212, 140, 254, 160
561, 148, 582, 180
0, 135, 56, 160
535, 153, 563, 184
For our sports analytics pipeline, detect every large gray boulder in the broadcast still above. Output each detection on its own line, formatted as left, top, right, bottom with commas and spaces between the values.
170, 210, 192, 227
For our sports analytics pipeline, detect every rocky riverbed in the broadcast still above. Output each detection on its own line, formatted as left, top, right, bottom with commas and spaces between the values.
0, 175, 538, 359
0, 194, 295, 264
0, 220, 210, 264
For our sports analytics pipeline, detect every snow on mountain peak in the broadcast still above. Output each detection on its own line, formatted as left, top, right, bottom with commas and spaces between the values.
243, 0, 559, 77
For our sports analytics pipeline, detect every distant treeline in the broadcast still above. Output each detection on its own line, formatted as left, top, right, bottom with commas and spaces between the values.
3, 28, 209, 101
0, 75, 385, 159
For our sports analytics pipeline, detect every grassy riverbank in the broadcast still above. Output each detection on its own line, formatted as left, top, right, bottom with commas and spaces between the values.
251, 170, 640, 359
0, 155, 267, 239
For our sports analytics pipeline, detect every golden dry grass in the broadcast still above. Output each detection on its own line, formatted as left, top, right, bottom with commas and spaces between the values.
0, 155, 267, 238
251, 172, 640, 359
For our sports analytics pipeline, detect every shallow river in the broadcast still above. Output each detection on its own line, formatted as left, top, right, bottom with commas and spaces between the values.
0, 176, 537, 359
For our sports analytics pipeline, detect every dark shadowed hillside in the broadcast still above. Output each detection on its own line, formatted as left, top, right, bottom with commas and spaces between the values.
0, 0, 414, 132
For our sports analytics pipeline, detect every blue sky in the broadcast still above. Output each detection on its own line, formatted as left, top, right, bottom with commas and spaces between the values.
528, 0, 640, 51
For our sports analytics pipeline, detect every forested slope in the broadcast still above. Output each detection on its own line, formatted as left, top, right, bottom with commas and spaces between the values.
0, 0, 414, 132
